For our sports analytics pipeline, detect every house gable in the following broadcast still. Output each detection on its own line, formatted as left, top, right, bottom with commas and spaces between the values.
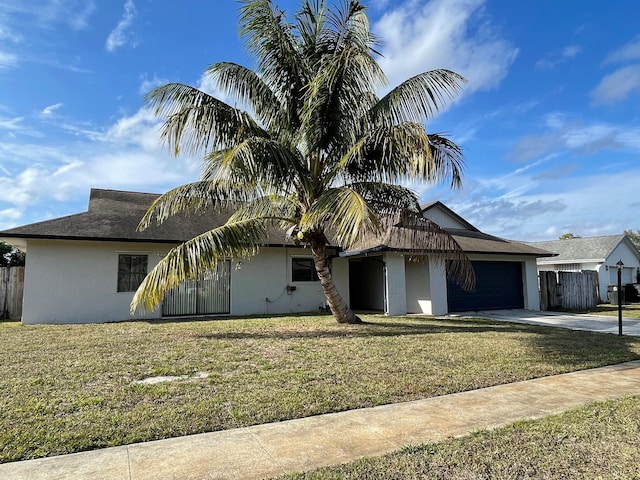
421, 201, 478, 231
527, 235, 640, 265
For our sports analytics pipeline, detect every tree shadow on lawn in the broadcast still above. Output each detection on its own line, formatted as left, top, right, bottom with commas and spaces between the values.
186, 316, 640, 363
137, 314, 640, 368
189, 317, 527, 340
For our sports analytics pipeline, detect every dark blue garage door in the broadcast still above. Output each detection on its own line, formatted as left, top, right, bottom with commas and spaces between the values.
447, 261, 524, 312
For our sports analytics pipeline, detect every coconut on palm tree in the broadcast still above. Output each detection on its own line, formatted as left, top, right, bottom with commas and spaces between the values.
131, 0, 474, 324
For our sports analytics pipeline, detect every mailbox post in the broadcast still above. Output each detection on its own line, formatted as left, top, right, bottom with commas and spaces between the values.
617, 259, 624, 336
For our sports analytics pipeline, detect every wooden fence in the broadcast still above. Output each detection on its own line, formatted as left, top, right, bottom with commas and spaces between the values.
1, 267, 24, 320
539, 270, 599, 311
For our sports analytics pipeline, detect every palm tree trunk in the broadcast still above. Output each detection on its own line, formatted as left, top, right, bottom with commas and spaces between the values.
310, 239, 361, 324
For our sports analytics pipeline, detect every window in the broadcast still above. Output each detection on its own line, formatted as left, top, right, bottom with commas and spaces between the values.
291, 257, 319, 282
117, 254, 148, 292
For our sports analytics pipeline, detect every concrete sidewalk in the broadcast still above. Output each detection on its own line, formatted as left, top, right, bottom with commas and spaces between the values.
2, 361, 640, 480
464, 309, 640, 336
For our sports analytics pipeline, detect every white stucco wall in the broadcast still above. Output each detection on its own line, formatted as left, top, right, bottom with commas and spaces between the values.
422, 207, 469, 229
405, 260, 430, 314
21, 239, 168, 324
20, 237, 542, 324
230, 247, 332, 316
605, 243, 639, 284
383, 253, 406, 315
331, 256, 350, 308
404, 257, 448, 315
20, 241, 338, 324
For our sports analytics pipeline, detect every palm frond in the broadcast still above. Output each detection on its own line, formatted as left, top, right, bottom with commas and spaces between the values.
205, 62, 282, 130
347, 182, 421, 215
137, 181, 247, 231
300, 0, 385, 159
427, 133, 465, 189
338, 122, 464, 187
211, 137, 310, 195
131, 218, 268, 313
228, 194, 299, 230
144, 83, 267, 157
297, 0, 328, 60
350, 210, 475, 291
239, 0, 308, 129
370, 70, 467, 126
303, 186, 382, 247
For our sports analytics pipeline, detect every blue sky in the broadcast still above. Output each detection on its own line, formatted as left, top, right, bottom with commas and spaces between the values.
1, 0, 639, 241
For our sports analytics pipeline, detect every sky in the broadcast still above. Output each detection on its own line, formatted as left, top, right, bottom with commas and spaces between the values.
0, 0, 639, 242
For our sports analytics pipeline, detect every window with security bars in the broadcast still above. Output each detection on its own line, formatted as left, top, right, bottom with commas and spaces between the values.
117, 254, 148, 292
291, 257, 319, 282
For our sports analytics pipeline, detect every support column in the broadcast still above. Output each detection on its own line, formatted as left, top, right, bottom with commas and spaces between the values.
428, 257, 448, 316
384, 253, 407, 316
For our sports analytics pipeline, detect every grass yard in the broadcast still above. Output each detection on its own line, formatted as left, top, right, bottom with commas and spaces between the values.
573, 302, 640, 317
274, 395, 640, 480
2, 314, 640, 463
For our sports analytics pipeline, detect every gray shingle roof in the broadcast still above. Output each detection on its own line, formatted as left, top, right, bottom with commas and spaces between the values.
0, 188, 293, 246
343, 226, 554, 257
524, 235, 629, 262
0, 188, 555, 257
448, 229, 554, 256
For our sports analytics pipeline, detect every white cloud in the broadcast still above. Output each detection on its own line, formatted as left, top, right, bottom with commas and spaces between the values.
0, 51, 18, 70
0, 1, 95, 31
139, 75, 168, 95
0, 115, 24, 131
535, 44, 582, 70
373, 0, 518, 99
106, 0, 137, 52
562, 45, 581, 58
0, 105, 202, 228
68, 0, 95, 30
590, 64, 640, 105
40, 103, 63, 117
604, 35, 640, 65
430, 164, 640, 241
508, 116, 640, 162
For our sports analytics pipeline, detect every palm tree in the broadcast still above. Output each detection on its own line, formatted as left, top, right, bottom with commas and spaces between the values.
132, 0, 474, 324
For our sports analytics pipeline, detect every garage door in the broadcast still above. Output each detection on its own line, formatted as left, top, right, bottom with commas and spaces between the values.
447, 261, 524, 312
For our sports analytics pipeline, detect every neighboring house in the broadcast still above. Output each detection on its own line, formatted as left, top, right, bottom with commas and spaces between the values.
525, 235, 640, 303
0, 189, 552, 324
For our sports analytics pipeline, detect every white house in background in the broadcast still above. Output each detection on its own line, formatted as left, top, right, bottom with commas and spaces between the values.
0, 189, 552, 324
525, 235, 640, 303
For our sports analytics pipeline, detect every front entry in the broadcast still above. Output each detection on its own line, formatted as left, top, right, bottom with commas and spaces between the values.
162, 260, 231, 316
349, 256, 385, 312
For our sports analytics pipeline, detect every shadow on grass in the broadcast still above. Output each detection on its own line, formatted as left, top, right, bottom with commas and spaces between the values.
203, 316, 640, 370
138, 314, 640, 368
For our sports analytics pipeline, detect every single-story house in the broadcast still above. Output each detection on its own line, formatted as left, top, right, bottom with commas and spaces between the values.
525, 235, 640, 303
0, 189, 553, 324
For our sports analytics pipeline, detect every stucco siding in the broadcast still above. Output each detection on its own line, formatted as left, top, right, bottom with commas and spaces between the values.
384, 253, 406, 315
21, 240, 167, 324
21, 242, 336, 324
606, 242, 639, 284
229, 248, 329, 316
405, 260, 431, 314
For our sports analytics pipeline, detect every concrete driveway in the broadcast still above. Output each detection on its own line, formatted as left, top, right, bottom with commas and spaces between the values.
452, 309, 640, 337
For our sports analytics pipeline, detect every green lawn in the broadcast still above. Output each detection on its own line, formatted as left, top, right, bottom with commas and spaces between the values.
576, 302, 640, 317
274, 395, 640, 480
2, 314, 640, 463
